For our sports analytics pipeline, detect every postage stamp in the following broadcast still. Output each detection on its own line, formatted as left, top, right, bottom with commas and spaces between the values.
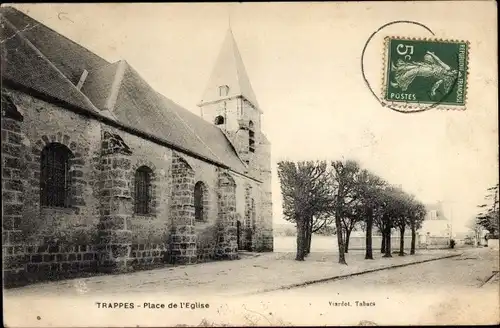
382, 37, 469, 111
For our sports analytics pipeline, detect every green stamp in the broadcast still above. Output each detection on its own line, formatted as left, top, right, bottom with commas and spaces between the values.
383, 37, 469, 110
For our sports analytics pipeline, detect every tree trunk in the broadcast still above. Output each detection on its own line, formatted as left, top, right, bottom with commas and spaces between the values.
410, 223, 416, 255
365, 210, 373, 260
381, 226, 386, 254
305, 217, 312, 255
304, 219, 308, 256
295, 220, 306, 261
307, 231, 312, 255
335, 212, 347, 265
383, 225, 392, 257
399, 226, 405, 256
345, 230, 351, 253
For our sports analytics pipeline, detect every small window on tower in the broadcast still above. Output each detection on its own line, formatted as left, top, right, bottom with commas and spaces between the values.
218, 85, 230, 97
214, 115, 225, 125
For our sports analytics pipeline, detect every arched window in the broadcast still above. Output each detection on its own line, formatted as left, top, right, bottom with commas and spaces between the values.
41, 143, 73, 207
214, 115, 224, 125
134, 166, 153, 215
248, 121, 255, 153
194, 181, 206, 222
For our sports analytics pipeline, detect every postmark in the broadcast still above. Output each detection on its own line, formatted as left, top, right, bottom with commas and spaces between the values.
382, 37, 469, 111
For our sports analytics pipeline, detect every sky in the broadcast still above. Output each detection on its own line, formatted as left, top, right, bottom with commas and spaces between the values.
10, 2, 498, 233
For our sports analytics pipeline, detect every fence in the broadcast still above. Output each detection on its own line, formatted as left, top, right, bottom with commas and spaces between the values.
348, 235, 450, 250
273, 235, 451, 253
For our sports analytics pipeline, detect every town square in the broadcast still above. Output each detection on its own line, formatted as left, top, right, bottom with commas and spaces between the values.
1, 2, 498, 326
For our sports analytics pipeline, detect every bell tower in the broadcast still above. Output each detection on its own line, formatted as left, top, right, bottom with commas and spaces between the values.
198, 27, 274, 252
197, 28, 263, 169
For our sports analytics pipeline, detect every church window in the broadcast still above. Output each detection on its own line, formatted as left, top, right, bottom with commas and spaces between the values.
134, 166, 152, 215
214, 115, 225, 125
249, 120, 255, 153
194, 181, 207, 222
219, 85, 230, 97
41, 143, 73, 208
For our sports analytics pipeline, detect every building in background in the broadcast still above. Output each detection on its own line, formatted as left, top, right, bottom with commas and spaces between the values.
418, 202, 452, 247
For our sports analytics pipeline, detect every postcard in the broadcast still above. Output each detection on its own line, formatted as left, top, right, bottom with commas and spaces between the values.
1, 2, 498, 327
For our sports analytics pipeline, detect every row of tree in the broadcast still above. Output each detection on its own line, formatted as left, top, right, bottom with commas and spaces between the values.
277, 160, 428, 264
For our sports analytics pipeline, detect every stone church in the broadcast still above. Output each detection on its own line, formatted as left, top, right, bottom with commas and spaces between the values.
1, 7, 273, 286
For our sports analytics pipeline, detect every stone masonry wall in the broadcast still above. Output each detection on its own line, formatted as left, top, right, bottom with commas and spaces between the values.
2, 88, 263, 287
97, 129, 133, 273
169, 153, 197, 264
199, 96, 273, 253
6, 91, 103, 284
128, 158, 168, 269
194, 181, 217, 263
215, 170, 238, 260
241, 183, 255, 251
254, 135, 274, 252
2, 93, 27, 286
182, 156, 220, 264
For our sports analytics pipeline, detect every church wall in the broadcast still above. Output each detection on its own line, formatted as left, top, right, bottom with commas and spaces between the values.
199, 95, 273, 253
255, 138, 274, 251
175, 154, 218, 263
4, 89, 102, 285
2, 92, 29, 286
2, 88, 262, 287
105, 127, 173, 270
180, 154, 257, 262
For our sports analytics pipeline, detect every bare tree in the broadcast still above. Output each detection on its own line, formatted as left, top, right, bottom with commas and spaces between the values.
329, 160, 361, 265
396, 212, 409, 255
374, 201, 390, 255
409, 201, 426, 255
378, 186, 403, 258
305, 213, 335, 254
354, 169, 386, 260
391, 190, 412, 256
277, 161, 331, 261
341, 202, 364, 253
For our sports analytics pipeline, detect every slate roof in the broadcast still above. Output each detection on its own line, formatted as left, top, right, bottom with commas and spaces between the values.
0, 13, 100, 113
0, 7, 108, 84
199, 28, 261, 112
0, 7, 249, 176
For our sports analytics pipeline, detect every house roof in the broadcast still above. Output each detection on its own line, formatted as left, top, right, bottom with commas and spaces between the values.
199, 28, 261, 112
0, 7, 249, 177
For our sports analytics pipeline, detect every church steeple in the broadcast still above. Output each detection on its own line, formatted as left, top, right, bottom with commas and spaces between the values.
198, 27, 263, 167
198, 28, 260, 112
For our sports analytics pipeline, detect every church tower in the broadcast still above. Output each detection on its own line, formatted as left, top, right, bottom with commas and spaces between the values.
198, 28, 262, 169
198, 28, 273, 251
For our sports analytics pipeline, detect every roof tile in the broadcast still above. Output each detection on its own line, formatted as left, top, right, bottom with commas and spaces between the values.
0, 7, 249, 176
